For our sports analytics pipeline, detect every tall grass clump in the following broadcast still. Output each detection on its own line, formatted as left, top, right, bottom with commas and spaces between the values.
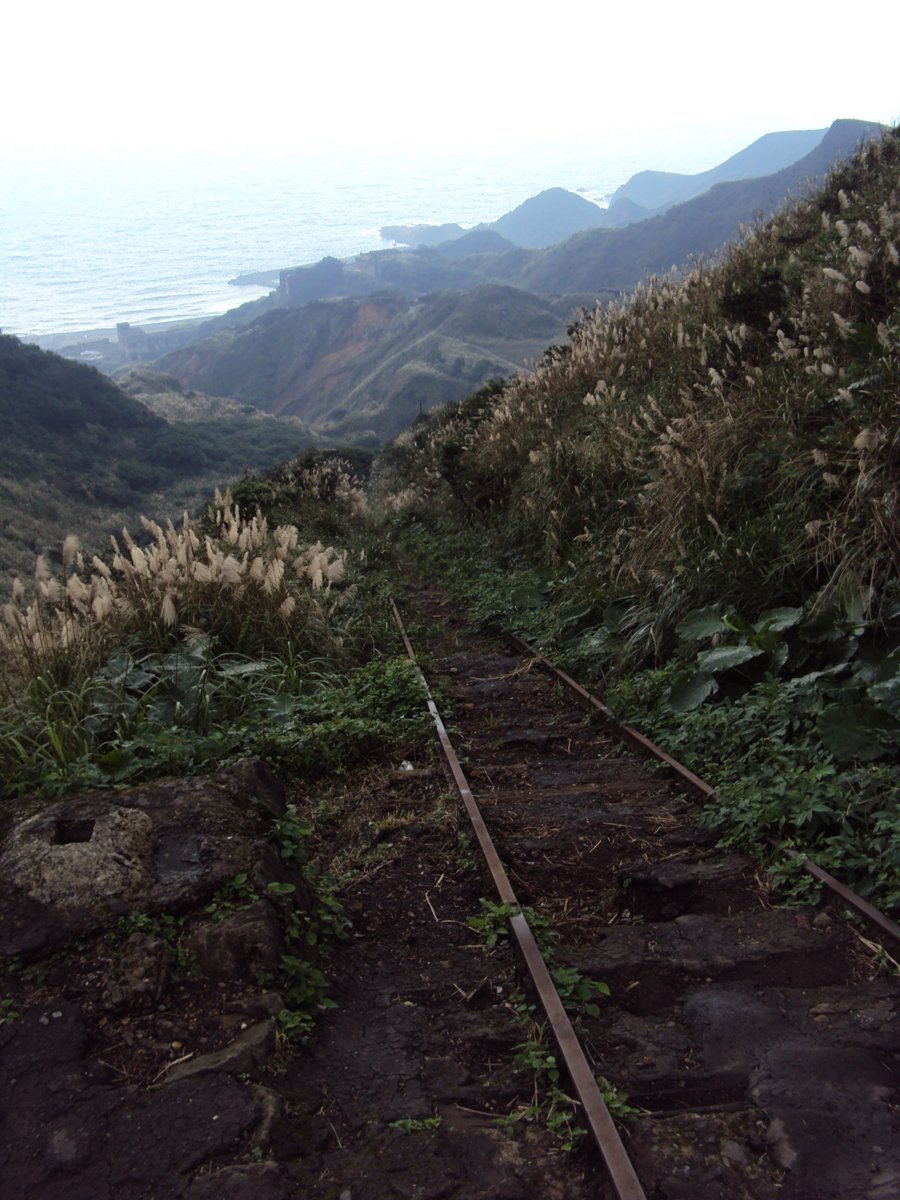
230, 451, 370, 538
1, 491, 355, 677
0, 490, 393, 798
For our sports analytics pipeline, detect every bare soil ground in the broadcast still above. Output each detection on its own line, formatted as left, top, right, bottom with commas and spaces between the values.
1, 579, 897, 1199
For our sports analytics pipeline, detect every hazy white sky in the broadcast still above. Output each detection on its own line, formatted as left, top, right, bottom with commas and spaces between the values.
3, 0, 898, 162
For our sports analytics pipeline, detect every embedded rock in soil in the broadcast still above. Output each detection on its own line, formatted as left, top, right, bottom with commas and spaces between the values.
0, 760, 286, 952
566, 909, 853, 1010
619, 855, 764, 919
684, 988, 900, 1199
625, 1110, 781, 1200
0, 801, 155, 936
183, 1163, 294, 1200
186, 900, 286, 980
0, 999, 264, 1199
164, 1020, 276, 1084
99, 930, 171, 1013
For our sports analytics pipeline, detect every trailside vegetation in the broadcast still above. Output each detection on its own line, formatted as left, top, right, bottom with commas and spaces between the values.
374, 128, 900, 912
0, 458, 432, 1041
0, 459, 426, 801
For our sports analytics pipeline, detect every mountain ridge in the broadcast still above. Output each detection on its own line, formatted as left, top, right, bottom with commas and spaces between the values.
154, 285, 571, 442
145, 120, 885, 443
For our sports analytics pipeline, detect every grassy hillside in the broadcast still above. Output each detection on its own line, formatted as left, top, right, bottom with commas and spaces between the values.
0, 335, 314, 582
139, 123, 882, 455
375, 127, 900, 909
154, 286, 571, 443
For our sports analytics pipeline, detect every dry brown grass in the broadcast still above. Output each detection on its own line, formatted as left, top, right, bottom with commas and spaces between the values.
377, 127, 899, 622
0, 491, 357, 698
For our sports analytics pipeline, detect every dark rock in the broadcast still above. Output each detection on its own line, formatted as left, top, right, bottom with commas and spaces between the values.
217, 759, 286, 821
500, 730, 551, 751
186, 901, 285, 981
100, 932, 171, 1013
183, 1162, 293, 1200
164, 1020, 276, 1084
621, 858, 747, 891
566, 910, 854, 1010
0, 761, 287, 950
106, 1076, 259, 1188
683, 987, 900, 1199
0, 883, 81, 957
250, 842, 313, 906
1, 999, 262, 1199
0, 998, 87, 1075
227, 991, 285, 1020
247, 1083, 283, 1147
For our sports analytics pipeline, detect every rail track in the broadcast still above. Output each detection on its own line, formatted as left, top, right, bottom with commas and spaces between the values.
393, 586, 900, 1200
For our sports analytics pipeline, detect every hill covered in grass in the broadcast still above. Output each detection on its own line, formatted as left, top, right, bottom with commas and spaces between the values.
154, 286, 572, 443
608, 126, 827, 214
375, 127, 900, 910
0, 335, 315, 582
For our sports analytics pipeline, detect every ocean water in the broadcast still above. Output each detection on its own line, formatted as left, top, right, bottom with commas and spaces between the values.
1, 134, 742, 340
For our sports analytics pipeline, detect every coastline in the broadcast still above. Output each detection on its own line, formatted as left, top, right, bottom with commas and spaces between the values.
26, 316, 216, 375
32, 316, 207, 353
26, 285, 277, 373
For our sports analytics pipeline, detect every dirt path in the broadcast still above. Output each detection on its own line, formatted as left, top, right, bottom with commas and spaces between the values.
382, 581, 900, 1200
2, 577, 898, 1199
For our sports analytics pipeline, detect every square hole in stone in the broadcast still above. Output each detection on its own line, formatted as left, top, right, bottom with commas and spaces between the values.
53, 817, 96, 845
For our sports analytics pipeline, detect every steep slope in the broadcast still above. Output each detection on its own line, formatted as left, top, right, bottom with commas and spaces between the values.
380, 126, 834, 256
155, 286, 570, 443
0, 335, 313, 580
148, 121, 882, 450
378, 124, 899, 627
374, 126, 900, 905
514, 119, 884, 295
611, 126, 827, 212
156, 296, 409, 415
279, 122, 882, 310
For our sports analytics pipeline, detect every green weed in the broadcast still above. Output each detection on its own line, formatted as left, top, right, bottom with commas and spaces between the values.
388, 1116, 443, 1134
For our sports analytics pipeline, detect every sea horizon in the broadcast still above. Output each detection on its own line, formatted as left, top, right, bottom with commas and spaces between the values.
0, 129, 787, 341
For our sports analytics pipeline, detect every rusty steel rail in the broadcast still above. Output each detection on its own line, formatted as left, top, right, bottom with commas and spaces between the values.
504, 631, 900, 953
390, 600, 647, 1200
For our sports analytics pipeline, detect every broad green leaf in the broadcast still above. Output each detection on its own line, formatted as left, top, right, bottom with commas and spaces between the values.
835, 577, 873, 626
868, 675, 900, 717
817, 701, 900, 761
97, 747, 141, 780
511, 588, 547, 610
769, 642, 790, 673
267, 881, 296, 897
220, 660, 269, 678
696, 644, 764, 673
558, 602, 593, 627
668, 672, 717, 712
267, 694, 302, 720
676, 605, 728, 641
754, 607, 803, 633
602, 600, 634, 633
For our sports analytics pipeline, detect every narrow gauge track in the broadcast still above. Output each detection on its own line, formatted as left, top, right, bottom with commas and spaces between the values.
394, 586, 900, 1200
